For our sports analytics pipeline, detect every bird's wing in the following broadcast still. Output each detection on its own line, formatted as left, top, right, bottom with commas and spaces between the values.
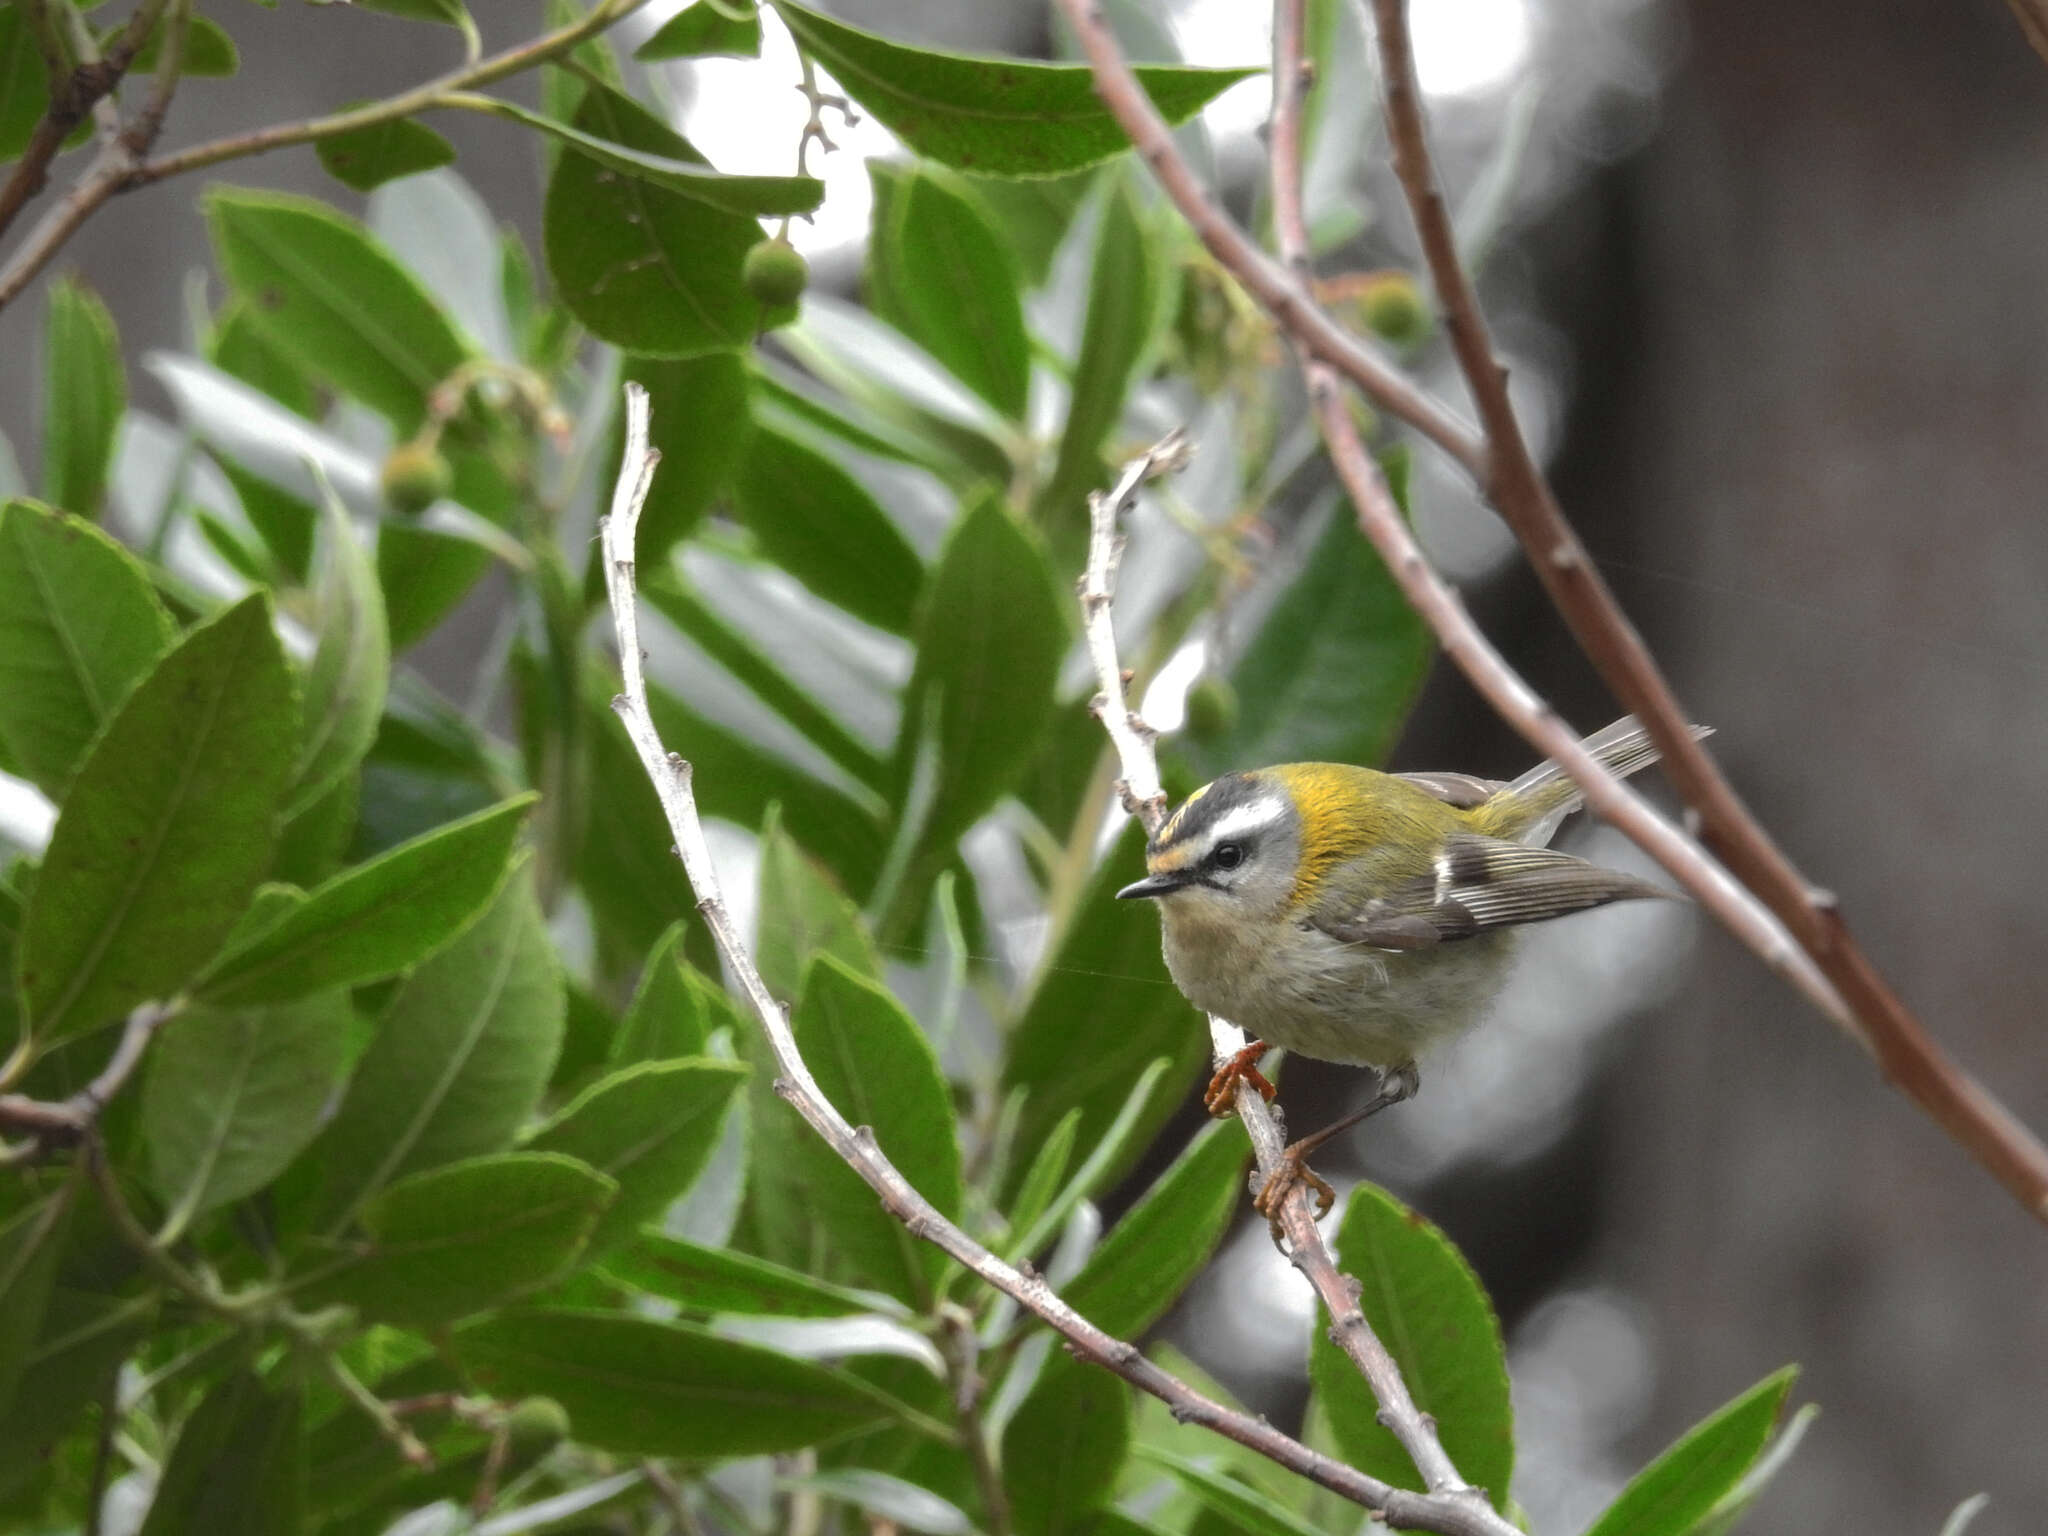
1309, 834, 1673, 950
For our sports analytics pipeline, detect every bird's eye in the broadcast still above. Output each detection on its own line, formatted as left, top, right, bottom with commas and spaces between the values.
1212, 841, 1246, 871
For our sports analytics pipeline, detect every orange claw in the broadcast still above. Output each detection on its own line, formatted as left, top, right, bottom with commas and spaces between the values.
1252, 1146, 1337, 1241
1203, 1039, 1275, 1118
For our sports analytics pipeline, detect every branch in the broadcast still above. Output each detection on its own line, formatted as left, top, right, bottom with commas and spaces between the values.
1364, 0, 2048, 1225
597, 383, 1501, 1536
0, 0, 655, 314
1056, 0, 2048, 1229
0, 1000, 175, 1154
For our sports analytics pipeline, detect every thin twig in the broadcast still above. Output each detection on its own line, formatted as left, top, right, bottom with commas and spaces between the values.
1055, 0, 2048, 1228
598, 383, 1501, 1536
0, 0, 654, 313
0, 1000, 176, 1149
1363, 0, 2048, 1224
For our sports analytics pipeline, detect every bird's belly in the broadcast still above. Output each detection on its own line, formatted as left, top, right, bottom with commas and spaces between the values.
1160, 920, 1515, 1067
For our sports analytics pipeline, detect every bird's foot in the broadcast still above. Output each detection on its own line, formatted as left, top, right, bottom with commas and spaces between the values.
1253, 1146, 1337, 1241
1203, 1039, 1275, 1118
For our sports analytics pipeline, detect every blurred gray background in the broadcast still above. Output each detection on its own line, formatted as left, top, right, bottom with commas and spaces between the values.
3, 1, 2045, 1531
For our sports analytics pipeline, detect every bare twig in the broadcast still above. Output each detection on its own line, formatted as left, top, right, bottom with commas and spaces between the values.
598, 384, 1502, 1536
1363, 0, 2048, 1224
0, 1000, 176, 1153
0, 0, 654, 313
1056, 0, 2048, 1228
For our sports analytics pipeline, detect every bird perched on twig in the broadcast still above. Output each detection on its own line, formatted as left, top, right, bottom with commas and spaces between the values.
1119, 716, 1701, 1233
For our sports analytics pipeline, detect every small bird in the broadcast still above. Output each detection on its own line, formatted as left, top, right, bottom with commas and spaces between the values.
1118, 716, 1698, 1230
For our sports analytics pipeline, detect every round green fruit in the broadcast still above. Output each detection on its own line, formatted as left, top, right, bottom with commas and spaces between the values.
379, 440, 453, 516
743, 237, 809, 308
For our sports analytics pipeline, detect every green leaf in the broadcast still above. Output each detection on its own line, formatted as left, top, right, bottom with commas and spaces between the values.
0, 7, 52, 161
896, 493, 1064, 854
636, 0, 761, 58
619, 352, 751, 562
606, 1231, 884, 1318
760, 955, 960, 1305
1003, 823, 1209, 1189
542, 80, 764, 356
794, 1469, 973, 1535
866, 163, 1029, 420
1181, 473, 1431, 779
141, 990, 353, 1231
1062, 1122, 1245, 1339
1308, 1183, 1514, 1506
453, 1308, 896, 1456
963, 169, 1095, 286
379, 520, 493, 651
1582, 1367, 1799, 1536
316, 115, 458, 192
137, 1370, 303, 1536
128, 14, 239, 74
291, 495, 389, 817
1002, 1105, 1077, 1256
771, 0, 1257, 177
40, 276, 125, 518
609, 922, 716, 1065
1002, 1357, 1130, 1536
1006, 1057, 1169, 1264
0, 499, 175, 797
527, 1058, 745, 1258
1044, 174, 1175, 529
308, 853, 564, 1227
305, 1152, 616, 1326
1133, 1448, 1324, 1536
730, 425, 925, 636
196, 793, 535, 1007
473, 94, 820, 216
19, 594, 296, 1046
211, 298, 320, 423
755, 806, 881, 1003
205, 187, 472, 431
0, 1290, 154, 1494
0, 1191, 73, 1417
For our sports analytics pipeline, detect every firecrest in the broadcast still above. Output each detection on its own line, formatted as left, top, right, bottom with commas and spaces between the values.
1118, 715, 1698, 1226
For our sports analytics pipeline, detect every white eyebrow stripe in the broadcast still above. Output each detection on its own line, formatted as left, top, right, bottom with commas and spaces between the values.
1200, 798, 1289, 848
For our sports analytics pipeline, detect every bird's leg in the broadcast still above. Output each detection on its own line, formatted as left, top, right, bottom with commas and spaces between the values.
1204, 1039, 1276, 1118
1254, 1061, 1420, 1239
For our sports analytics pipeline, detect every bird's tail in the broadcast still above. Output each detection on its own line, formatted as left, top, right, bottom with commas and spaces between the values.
1486, 716, 1712, 845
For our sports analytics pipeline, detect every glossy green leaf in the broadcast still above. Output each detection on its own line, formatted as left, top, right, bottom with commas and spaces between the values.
0, 8, 50, 161
40, 276, 124, 518
527, 1058, 745, 1258
379, 520, 493, 651
606, 1231, 883, 1318
453, 1308, 895, 1456
137, 1370, 303, 1536
475, 94, 819, 215
196, 793, 533, 1006
1003, 823, 1209, 1188
965, 168, 1095, 286
1583, 1367, 1798, 1536
128, 14, 239, 74
1063, 1122, 1245, 1339
291, 496, 389, 817
731, 425, 925, 635
316, 115, 458, 192
1044, 174, 1175, 527
755, 806, 881, 1004
1309, 1183, 1513, 1506
142, 990, 353, 1230
206, 188, 472, 431
307, 1152, 615, 1325
308, 853, 564, 1227
1003, 1357, 1129, 1536
542, 81, 762, 356
619, 352, 751, 561
866, 163, 1028, 419
760, 956, 960, 1305
1002, 1105, 1077, 1255
0, 1290, 154, 1495
210, 298, 320, 423
0, 1191, 73, 1416
636, 0, 761, 58
1134, 1448, 1323, 1536
19, 594, 296, 1046
896, 493, 1064, 853
771, 0, 1257, 177
610, 923, 721, 1065
0, 499, 175, 797
1181, 473, 1430, 780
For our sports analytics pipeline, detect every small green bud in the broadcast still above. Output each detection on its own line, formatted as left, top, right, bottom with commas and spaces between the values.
1358, 272, 1432, 351
379, 440, 453, 516
1183, 675, 1239, 741
503, 1396, 570, 1466
743, 237, 808, 308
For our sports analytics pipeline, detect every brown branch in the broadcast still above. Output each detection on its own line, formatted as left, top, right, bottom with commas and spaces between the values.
0, 1000, 176, 1155
0, 0, 655, 314
1365, 0, 2048, 1225
598, 384, 1504, 1536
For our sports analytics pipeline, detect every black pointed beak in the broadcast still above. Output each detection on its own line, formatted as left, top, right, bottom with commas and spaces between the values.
1117, 873, 1187, 901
